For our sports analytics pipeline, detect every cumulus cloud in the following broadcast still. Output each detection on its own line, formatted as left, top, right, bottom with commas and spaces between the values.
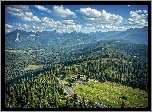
81, 26, 101, 33
85, 23, 93, 26
143, 10, 148, 13
105, 25, 118, 29
40, 16, 81, 32
11, 23, 42, 32
35, 5, 51, 14
6, 5, 41, 23
5, 24, 14, 34
79, 7, 101, 18
56, 21, 68, 30
52, 5, 76, 18
124, 10, 148, 27
41, 17, 56, 29
84, 26, 96, 30
61, 20, 81, 31
61, 20, 77, 25
7, 20, 86, 33
5, 24, 14, 29
135, 10, 148, 14
135, 10, 142, 13
13, 23, 30, 31
77, 8, 123, 25
95, 24, 125, 32
68, 24, 81, 31
96, 24, 105, 29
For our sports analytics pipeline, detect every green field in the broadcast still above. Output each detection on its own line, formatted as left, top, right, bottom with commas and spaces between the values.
24, 65, 43, 71
67, 81, 148, 108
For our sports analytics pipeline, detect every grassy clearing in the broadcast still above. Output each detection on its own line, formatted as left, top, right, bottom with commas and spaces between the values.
69, 81, 148, 108
62, 80, 69, 85
5, 50, 24, 53
24, 65, 43, 71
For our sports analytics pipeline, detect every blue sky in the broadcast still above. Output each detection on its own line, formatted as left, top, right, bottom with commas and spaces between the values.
5, 5, 148, 33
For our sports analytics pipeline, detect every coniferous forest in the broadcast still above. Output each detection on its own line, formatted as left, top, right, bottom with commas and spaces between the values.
5, 39, 149, 108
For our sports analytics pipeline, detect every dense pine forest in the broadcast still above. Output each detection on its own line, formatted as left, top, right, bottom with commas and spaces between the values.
5, 39, 148, 108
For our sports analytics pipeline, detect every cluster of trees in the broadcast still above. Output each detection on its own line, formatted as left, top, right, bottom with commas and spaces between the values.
5, 71, 64, 108
5, 70, 101, 108
5, 47, 59, 82
61, 42, 148, 91
63, 58, 147, 91
5, 51, 28, 82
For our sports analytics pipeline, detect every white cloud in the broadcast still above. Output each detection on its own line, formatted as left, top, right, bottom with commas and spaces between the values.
78, 8, 123, 25
13, 23, 47, 32
143, 10, 148, 13
5, 24, 14, 34
61, 20, 81, 31
81, 27, 96, 33
124, 10, 148, 28
52, 5, 76, 18
5, 24, 14, 29
61, 20, 77, 25
82, 24, 120, 32
126, 5, 131, 7
56, 22, 68, 30
68, 24, 82, 31
85, 23, 93, 26
35, 5, 51, 14
84, 26, 96, 30
13, 23, 29, 31
5, 23, 39, 34
79, 7, 101, 18
135, 10, 142, 13
41, 17, 56, 28
105, 24, 117, 29
95, 24, 125, 32
41, 17, 81, 32
6, 5, 41, 23
118, 26, 125, 29
96, 24, 105, 29
84, 17, 96, 21
135, 10, 148, 14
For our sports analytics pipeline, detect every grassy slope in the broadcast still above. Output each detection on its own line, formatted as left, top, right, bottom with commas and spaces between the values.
60, 56, 148, 108
68, 81, 148, 108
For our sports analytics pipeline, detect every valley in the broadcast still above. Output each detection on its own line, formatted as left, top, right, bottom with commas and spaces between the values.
5, 27, 149, 108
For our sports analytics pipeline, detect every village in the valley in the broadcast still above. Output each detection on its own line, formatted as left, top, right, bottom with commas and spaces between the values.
59, 70, 105, 88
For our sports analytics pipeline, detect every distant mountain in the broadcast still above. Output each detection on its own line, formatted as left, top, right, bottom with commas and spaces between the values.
60, 32, 96, 47
5, 26, 148, 49
88, 31, 121, 41
5, 29, 41, 49
104, 26, 148, 44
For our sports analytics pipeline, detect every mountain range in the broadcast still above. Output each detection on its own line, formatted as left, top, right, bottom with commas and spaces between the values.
5, 26, 148, 49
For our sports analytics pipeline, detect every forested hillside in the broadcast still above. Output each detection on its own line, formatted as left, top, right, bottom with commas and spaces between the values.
5, 39, 148, 108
